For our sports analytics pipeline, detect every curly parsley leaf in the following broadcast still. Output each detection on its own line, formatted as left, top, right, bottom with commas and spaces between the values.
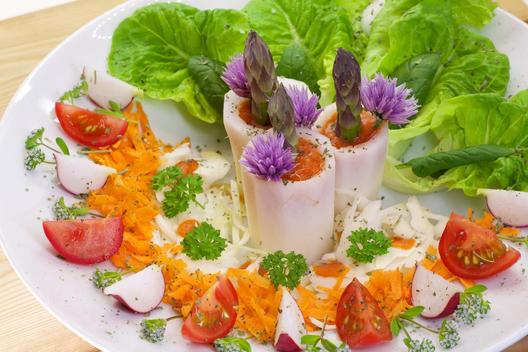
261, 251, 308, 289
25, 128, 44, 150
345, 228, 391, 263
182, 222, 227, 260
152, 166, 203, 218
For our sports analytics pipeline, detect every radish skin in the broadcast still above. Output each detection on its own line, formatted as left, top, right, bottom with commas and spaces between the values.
83, 66, 140, 110
479, 188, 528, 227
54, 153, 115, 195
314, 103, 389, 211
242, 129, 335, 263
274, 288, 306, 352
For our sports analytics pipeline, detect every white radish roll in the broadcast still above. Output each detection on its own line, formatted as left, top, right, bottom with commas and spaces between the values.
241, 128, 335, 263
223, 77, 309, 185
315, 103, 389, 211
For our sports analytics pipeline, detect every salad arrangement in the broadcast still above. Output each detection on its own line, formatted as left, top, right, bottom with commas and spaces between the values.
21, 0, 528, 351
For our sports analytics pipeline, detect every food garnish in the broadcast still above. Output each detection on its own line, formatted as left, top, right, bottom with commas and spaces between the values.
222, 55, 250, 98
242, 31, 277, 126
260, 251, 308, 289
52, 197, 90, 220
181, 222, 227, 260
214, 337, 252, 352
284, 85, 322, 128
151, 166, 204, 218
345, 228, 391, 263
453, 284, 491, 326
360, 74, 418, 125
140, 316, 180, 343
240, 133, 294, 181
91, 268, 126, 289
332, 48, 362, 141
24, 128, 68, 170
59, 78, 88, 104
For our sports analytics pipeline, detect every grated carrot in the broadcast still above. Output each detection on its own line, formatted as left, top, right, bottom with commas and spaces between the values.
297, 266, 350, 330
365, 268, 415, 320
226, 268, 282, 342
391, 236, 416, 250
422, 246, 474, 288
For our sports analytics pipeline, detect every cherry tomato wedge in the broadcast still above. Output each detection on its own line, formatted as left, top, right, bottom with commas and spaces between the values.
55, 102, 128, 147
439, 213, 520, 280
181, 276, 238, 344
336, 278, 392, 348
42, 217, 124, 264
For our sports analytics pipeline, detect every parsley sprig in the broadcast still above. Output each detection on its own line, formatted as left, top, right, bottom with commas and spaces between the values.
52, 197, 90, 220
301, 319, 349, 351
91, 268, 127, 289
139, 315, 180, 343
345, 228, 391, 263
261, 251, 308, 289
151, 166, 204, 217
24, 128, 70, 170
214, 337, 251, 352
59, 79, 88, 104
95, 100, 126, 119
182, 222, 227, 260
392, 285, 490, 352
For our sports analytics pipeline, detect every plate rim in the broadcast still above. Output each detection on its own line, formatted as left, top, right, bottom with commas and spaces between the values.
1, 2, 528, 351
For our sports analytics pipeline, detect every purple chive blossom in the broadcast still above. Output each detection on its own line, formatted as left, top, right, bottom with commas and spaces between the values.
240, 133, 294, 181
285, 85, 323, 128
360, 74, 419, 125
222, 55, 250, 98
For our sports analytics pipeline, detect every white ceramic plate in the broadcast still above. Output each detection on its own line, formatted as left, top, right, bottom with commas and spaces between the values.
2, 1, 528, 351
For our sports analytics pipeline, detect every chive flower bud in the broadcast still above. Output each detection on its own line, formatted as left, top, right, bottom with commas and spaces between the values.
222, 55, 250, 98
285, 85, 322, 128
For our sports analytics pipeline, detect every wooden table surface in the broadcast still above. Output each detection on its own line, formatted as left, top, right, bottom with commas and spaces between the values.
1, 0, 528, 351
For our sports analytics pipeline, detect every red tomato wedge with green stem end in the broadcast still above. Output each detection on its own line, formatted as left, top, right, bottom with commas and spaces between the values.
336, 278, 392, 348
182, 276, 238, 344
55, 102, 128, 147
42, 217, 123, 264
439, 213, 520, 280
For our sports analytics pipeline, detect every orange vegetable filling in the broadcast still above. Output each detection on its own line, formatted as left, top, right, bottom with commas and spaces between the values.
320, 111, 380, 148
238, 99, 268, 128
282, 137, 324, 181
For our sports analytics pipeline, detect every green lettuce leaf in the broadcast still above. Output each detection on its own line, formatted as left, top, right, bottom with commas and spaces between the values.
108, 3, 250, 123
385, 93, 528, 195
244, 0, 369, 105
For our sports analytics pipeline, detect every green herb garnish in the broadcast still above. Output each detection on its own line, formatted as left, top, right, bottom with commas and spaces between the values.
182, 222, 227, 260
214, 337, 252, 352
345, 228, 391, 263
52, 197, 90, 220
90, 268, 125, 289
260, 250, 308, 289
24, 128, 70, 170
59, 79, 88, 104
453, 284, 491, 325
151, 166, 204, 218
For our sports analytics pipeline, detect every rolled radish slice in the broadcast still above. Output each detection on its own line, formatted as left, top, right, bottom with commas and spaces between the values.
103, 265, 165, 313
274, 288, 306, 352
223, 77, 308, 185
83, 66, 141, 110
55, 153, 116, 195
314, 103, 389, 212
479, 188, 528, 227
241, 129, 335, 263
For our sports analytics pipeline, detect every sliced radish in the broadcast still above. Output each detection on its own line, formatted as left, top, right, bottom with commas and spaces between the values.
55, 153, 115, 195
412, 265, 462, 319
83, 66, 140, 110
479, 188, 528, 227
103, 265, 165, 313
274, 288, 306, 352
43, 217, 123, 264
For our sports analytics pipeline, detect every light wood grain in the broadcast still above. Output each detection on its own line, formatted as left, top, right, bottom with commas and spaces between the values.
0, 0, 527, 351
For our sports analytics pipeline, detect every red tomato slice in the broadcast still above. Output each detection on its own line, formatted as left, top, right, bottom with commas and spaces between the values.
336, 278, 392, 348
439, 213, 520, 280
42, 217, 124, 264
182, 276, 238, 344
55, 102, 128, 147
